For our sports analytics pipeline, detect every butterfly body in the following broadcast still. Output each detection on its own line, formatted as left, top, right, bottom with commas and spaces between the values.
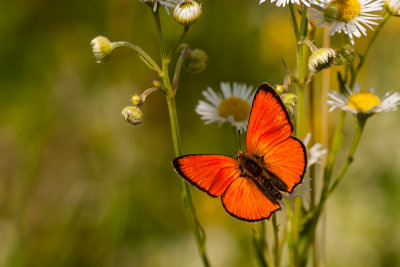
237, 151, 284, 205
173, 83, 307, 221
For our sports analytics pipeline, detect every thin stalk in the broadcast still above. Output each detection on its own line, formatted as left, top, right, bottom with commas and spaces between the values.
272, 215, 281, 267
289, 3, 300, 41
114, 41, 162, 76
300, 115, 367, 259
172, 49, 190, 93
253, 222, 270, 267
152, 7, 210, 266
326, 116, 366, 198
167, 25, 190, 62
153, 10, 166, 59
291, 7, 308, 265
167, 96, 210, 267
350, 13, 390, 87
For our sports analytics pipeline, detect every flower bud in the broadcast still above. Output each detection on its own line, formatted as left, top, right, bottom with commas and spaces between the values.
282, 93, 297, 118
177, 43, 190, 54
274, 84, 286, 95
183, 49, 208, 74
173, 0, 202, 25
335, 44, 355, 65
308, 48, 336, 73
91, 36, 116, 63
323, 4, 339, 22
131, 95, 142, 106
121, 106, 143, 126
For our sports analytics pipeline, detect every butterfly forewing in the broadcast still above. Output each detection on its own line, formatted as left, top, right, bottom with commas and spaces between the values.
246, 83, 307, 193
246, 83, 293, 156
172, 155, 241, 197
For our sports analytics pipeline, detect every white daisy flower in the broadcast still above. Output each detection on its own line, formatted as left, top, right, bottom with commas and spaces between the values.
327, 84, 400, 115
308, 0, 384, 44
385, 0, 400, 15
195, 82, 255, 132
139, 0, 178, 14
259, 0, 310, 7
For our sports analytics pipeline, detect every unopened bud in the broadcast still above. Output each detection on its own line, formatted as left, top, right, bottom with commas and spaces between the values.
151, 79, 162, 88
323, 4, 339, 22
91, 36, 116, 63
131, 95, 141, 106
336, 44, 355, 65
122, 106, 143, 126
173, 0, 202, 25
274, 84, 286, 95
308, 48, 336, 73
184, 49, 208, 74
177, 43, 190, 54
282, 93, 297, 118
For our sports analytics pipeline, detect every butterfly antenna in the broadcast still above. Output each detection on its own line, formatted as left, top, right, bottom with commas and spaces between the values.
238, 129, 243, 151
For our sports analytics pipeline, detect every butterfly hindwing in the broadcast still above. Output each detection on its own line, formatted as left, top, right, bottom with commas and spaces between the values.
221, 176, 281, 221
172, 155, 241, 197
246, 83, 307, 193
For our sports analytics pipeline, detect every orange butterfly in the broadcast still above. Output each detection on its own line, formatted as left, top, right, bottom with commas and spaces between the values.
172, 83, 307, 221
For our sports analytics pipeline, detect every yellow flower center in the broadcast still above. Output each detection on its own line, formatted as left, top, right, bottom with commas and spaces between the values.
218, 97, 251, 122
347, 91, 381, 111
329, 0, 361, 22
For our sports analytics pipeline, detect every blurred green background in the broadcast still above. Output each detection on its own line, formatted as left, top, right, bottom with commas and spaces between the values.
1, 0, 400, 266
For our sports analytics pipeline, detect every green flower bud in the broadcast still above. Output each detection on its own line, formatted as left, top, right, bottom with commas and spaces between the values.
274, 84, 286, 95
282, 93, 297, 118
184, 49, 208, 74
173, 0, 202, 25
121, 106, 143, 126
323, 4, 339, 22
130, 95, 141, 106
335, 44, 356, 65
308, 48, 336, 73
91, 36, 116, 63
177, 43, 190, 54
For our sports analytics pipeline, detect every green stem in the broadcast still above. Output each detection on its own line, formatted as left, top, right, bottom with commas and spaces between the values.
350, 13, 390, 87
167, 25, 190, 62
167, 96, 211, 267
114, 41, 163, 76
289, 3, 300, 41
153, 10, 166, 59
291, 6, 308, 265
253, 222, 270, 267
152, 7, 210, 267
326, 116, 366, 197
272, 215, 280, 267
172, 49, 190, 93
300, 115, 367, 259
